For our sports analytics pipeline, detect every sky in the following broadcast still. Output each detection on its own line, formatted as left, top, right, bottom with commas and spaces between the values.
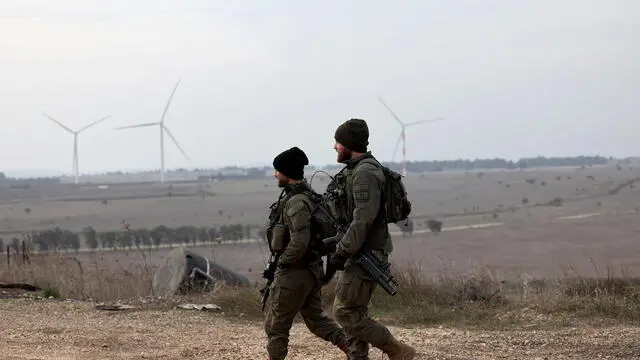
0, 0, 638, 176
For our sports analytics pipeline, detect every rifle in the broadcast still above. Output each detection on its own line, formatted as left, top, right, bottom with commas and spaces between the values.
260, 251, 280, 311
352, 251, 399, 296
312, 200, 400, 296
260, 190, 287, 311
310, 200, 347, 284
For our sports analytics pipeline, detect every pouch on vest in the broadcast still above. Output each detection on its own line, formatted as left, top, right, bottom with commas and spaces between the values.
269, 224, 288, 252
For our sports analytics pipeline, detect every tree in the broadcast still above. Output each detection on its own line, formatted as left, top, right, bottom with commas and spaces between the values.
82, 226, 98, 251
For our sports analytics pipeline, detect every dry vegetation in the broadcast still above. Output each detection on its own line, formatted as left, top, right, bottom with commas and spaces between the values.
2, 252, 640, 359
3, 251, 640, 326
3, 163, 640, 358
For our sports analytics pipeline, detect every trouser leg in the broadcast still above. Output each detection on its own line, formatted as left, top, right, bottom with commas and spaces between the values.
264, 284, 304, 360
299, 284, 347, 346
332, 269, 392, 359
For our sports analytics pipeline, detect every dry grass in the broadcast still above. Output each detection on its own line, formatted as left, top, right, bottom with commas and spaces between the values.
2, 251, 640, 330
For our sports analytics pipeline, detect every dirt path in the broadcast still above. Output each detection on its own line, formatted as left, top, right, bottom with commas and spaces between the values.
1, 300, 638, 359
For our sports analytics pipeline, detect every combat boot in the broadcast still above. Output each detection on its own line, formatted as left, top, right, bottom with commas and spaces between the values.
379, 334, 416, 360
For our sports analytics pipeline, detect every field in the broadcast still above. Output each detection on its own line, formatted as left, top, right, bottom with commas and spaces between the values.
2, 163, 640, 359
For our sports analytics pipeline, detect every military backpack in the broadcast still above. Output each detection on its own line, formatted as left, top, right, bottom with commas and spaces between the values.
299, 189, 339, 255
359, 158, 412, 224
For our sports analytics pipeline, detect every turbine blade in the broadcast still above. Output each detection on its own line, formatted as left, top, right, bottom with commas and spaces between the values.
405, 117, 444, 127
162, 125, 190, 161
391, 132, 402, 162
41, 112, 74, 133
78, 114, 112, 133
160, 80, 180, 124
114, 122, 159, 130
376, 95, 404, 126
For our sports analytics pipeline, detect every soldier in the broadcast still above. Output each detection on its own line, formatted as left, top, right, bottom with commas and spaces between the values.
327, 119, 417, 360
263, 146, 350, 360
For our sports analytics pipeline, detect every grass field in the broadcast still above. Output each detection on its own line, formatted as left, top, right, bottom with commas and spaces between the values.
2, 163, 640, 359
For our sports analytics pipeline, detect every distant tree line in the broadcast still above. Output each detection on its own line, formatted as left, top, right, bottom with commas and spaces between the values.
0, 155, 626, 183
380, 155, 612, 173
0, 172, 60, 187
1, 224, 266, 253
319, 155, 615, 173
197, 155, 616, 177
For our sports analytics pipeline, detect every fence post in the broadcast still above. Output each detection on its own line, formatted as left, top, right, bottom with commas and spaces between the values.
21, 240, 29, 264
6, 245, 9, 267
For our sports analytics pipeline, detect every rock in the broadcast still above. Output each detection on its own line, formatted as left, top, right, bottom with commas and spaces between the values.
176, 303, 222, 312
95, 303, 137, 311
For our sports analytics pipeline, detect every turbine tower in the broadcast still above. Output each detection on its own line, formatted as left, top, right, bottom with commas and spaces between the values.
42, 112, 112, 184
376, 95, 443, 177
115, 80, 189, 184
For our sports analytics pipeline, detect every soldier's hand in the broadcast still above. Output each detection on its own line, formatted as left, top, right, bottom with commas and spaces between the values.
329, 253, 347, 271
262, 268, 272, 279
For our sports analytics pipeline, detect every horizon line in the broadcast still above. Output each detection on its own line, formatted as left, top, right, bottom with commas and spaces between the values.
1, 154, 636, 178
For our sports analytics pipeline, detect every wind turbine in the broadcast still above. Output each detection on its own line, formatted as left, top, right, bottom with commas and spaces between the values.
42, 112, 112, 184
376, 95, 443, 177
114, 80, 189, 184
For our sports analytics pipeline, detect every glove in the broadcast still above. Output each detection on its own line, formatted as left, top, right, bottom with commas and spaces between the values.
329, 253, 347, 271
262, 269, 270, 278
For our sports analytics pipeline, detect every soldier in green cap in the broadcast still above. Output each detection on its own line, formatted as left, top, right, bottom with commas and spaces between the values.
263, 146, 350, 360
327, 119, 417, 360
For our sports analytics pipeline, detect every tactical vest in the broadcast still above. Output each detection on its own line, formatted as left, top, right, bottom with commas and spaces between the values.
265, 184, 324, 263
327, 154, 390, 252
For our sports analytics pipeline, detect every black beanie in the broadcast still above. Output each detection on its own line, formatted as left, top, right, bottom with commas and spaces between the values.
334, 118, 369, 153
273, 146, 309, 180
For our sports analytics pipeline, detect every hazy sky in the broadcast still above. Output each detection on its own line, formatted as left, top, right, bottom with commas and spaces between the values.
1, 1, 638, 175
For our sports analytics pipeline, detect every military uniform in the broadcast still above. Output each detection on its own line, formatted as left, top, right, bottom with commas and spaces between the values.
264, 147, 349, 360
330, 119, 416, 360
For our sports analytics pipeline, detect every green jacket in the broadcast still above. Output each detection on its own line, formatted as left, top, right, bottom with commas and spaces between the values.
273, 181, 324, 281
334, 152, 393, 257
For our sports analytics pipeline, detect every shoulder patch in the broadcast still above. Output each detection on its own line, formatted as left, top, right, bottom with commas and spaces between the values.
354, 182, 370, 202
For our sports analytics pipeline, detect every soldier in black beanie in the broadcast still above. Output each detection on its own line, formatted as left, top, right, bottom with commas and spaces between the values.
272, 146, 309, 186
264, 146, 350, 359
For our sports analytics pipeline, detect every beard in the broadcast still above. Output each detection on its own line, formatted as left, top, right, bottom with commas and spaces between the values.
277, 178, 288, 188
337, 149, 352, 163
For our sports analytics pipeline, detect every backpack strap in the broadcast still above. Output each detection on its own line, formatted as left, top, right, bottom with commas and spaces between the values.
358, 157, 384, 170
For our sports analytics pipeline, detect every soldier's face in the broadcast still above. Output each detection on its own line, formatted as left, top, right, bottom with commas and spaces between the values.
274, 170, 289, 187
334, 142, 351, 163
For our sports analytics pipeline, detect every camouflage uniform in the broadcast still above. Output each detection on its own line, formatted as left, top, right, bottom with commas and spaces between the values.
264, 181, 348, 360
331, 119, 416, 360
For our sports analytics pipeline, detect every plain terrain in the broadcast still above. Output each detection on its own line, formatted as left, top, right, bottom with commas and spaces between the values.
1, 300, 639, 360
2, 163, 639, 281
2, 163, 640, 359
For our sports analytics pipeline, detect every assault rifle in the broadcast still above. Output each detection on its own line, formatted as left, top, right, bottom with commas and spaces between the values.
311, 200, 400, 296
259, 251, 280, 311
260, 191, 286, 311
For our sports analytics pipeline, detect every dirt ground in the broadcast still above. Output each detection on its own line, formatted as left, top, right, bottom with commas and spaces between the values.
1, 299, 638, 360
